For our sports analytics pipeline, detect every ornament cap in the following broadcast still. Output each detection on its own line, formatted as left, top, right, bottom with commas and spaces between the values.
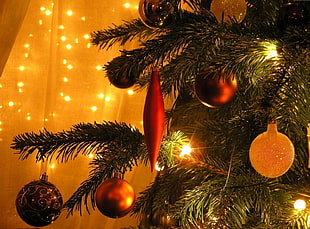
267, 121, 278, 133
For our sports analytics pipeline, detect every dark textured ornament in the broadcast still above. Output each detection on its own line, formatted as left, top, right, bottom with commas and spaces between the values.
95, 178, 136, 218
277, 2, 309, 30
195, 70, 237, 108
15, 175, 63, 227
108, 73, 136, 89
143, 68, 165, 172
139, 0, 174, 28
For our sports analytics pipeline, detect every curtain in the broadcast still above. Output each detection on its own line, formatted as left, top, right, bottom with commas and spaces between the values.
0, 0, 154, 228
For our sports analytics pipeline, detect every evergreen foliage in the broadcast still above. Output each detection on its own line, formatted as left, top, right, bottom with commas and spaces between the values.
11, 0, 310, 228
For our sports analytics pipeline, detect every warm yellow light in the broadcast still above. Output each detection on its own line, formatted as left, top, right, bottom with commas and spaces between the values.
66, 10, 73, 16
75, 38, 79, 44
24, 44, 30, 48
124, 3, 131, 8
40, 6, 46, 11
67, 64, 73, 69
26, 116, 31, 121
135, 5, 139, 10
17, 81, 24, 87
262, 42, 278, 60
91, 106, 97, 112
66, 44, 72, 50
24, 53, 29, 58
83, 34, 90, 39
63, 59, 67, 64
105, 97, 111, 102
29, 34, 33, 37
98, 93, 105, 99
180, 145, 192, 157
63, 77, 69, 82
60, 36, 66, 41
87, 43, 91, 48
0, 121, 2, 125
60, 92, 64, 96
19, 66, 25, 71
45, 10, 52, 16
64, 96, 71, 101
9, 101, 15, 107
81, 16, 86, 21
50, 163, 55, 169
294, 199, 306, 211
59, 25, 65, 29
39, 19, 43, 25
96, 65, 102, 71
155, 161, 164, 171
88, 153, 94, 159
127, 89, 134, 95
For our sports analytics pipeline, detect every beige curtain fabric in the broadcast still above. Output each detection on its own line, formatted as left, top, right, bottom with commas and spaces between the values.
0, 0, 154, 228
0, 0, 30, 77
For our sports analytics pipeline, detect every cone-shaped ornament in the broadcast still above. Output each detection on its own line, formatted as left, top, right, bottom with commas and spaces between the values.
143, 68, 165, 172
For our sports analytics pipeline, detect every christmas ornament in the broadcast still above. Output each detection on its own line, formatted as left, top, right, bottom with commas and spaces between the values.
95, 178, 135, 218
195, 70, 237, 108
277, 2, 309, 30
139, 0, 174, 28
249, 121, 295, 178
210, 0, 246, 22
143, 68, 165, 172
107, 68, 136, 89
15, 174, 63, 227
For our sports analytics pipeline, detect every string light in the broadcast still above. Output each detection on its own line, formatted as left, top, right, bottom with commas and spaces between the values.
66, 10, 73, 16
96, 65, 102, 70
19, 66, 25, 71
66, 44, 73, 50
91, 106, 97, 112
98, 93, 105, 99
155, 161, 164, 171
127, 90, 134, 95
124, 3, 131, 8
294, 199, 306, 211
179, 145, 192, 157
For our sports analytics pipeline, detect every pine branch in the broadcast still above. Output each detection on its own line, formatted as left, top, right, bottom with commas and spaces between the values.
11, 121, 144, 162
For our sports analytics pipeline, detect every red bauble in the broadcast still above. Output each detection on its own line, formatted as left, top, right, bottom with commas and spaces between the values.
195, 70, 237, 108
15, 176, 63, 227
143, 68, 165, 172
95, 178, 136, 218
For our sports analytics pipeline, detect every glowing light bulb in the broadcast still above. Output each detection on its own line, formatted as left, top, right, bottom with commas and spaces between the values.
40, 6, 46, 11
17, 81, 24, 87
262, 42, 278, 60
66, 10, 73, 16
180, 145, 192, 157
50, 163, 55, 169
63, 77, 69, 82
75, 38, 79, 44
96, 65, 102, 70
19, 66, 25, 71
87, 43, 91, 48
45, 10, 52, 15
66, 44, 72, 50
26, 116, 31, 121
63, 59, 67, 64
39, 19, 43, 25
155, 161, 164, 171
60, 36, 66, 41
84, 34, 90, 39
105, 97, 111, 102
67, 64, 73, 69
124, 3, 131, 8
8, 101, 14, 107
91, 106, 97, 111
24, 53, 29, 58
127, 90, 134, 95
294, 199, 306, 211
81, 16, 86, 21
88, 153, 94, 159
24, 44, 30, 48
64, 96, 71, 101
98, 93, 104, 99
59, 25, 65, 29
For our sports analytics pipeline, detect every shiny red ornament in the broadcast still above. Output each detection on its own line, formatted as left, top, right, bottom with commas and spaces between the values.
15, 175, 63, 227
95, 178, 136, 218
143, 68, 165, 172
195, 70, 237, 108
108, 73, 136, 89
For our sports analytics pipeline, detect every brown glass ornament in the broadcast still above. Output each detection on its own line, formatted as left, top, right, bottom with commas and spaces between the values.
15, 176, 63, 227
108, 73, 136, 89
277, 2, 309, 30
195, 70, 237, 108
139, 0, 174, 28
95, 178, 136, 218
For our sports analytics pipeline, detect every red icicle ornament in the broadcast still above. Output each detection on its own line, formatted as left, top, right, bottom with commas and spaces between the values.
143, 68, 165, 172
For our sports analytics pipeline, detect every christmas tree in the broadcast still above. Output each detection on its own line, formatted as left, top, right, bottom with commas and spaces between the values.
11, 0, 310, 228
